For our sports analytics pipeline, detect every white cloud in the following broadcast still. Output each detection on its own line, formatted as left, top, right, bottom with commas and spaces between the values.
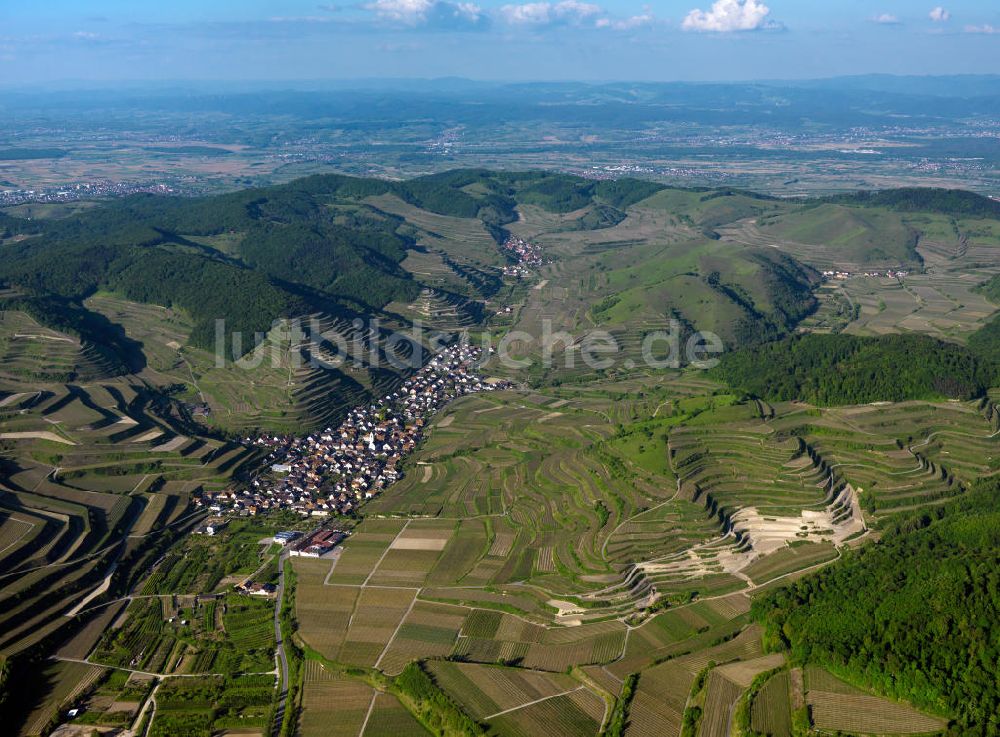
929, 6, 950, 22
366, 0, 434, 24
364, 0, 485, 27
500, 1, 603, 26
595, 12, 654, 30
682, 0, 778, 33
871, 13, 900, 25
965, 23, 997, 34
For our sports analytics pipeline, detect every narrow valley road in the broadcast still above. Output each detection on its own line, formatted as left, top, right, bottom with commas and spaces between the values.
271, 549, 290, 737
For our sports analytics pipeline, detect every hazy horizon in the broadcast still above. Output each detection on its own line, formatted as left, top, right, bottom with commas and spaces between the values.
2, 0, 999, 84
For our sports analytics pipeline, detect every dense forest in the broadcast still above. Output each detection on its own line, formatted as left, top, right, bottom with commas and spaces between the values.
713, 333, 990, 404
753, 476, 1000, 736
823, 187, 1000, 218
969, 315, 1000, 379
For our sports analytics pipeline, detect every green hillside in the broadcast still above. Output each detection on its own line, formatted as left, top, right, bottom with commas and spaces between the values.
3, 173, 997, 428
755, 204, 921, 267
754, 475, 1000, 735
714, 332, 990, 405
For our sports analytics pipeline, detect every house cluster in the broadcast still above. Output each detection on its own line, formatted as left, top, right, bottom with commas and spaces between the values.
501, 235, 544, 271
197, 343, 508, 519
0, 180, 175, 207
822, 269, 909, 280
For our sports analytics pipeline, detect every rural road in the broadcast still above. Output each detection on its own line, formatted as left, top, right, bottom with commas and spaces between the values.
271, 549, 290, 737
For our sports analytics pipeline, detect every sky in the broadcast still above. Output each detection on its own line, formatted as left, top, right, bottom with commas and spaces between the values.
1, 0, 999, 85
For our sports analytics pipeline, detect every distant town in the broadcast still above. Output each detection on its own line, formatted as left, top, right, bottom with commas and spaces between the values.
0, 180, 176, 207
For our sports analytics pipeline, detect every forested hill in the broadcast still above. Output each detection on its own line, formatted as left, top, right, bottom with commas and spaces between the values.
0, 170, 663, 354
822, 187, 1000, 218
753, 475, 1000, 735
713, 333, 992, 405
2, 172, 997, 364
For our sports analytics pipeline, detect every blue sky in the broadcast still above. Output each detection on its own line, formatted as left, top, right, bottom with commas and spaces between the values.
1, 0, 998, 84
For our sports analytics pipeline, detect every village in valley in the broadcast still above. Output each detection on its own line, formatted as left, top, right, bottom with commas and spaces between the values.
192, 224, 544, 561
194, 341, 509, 555
500, 234, 544, 276
821, 268, 910, 280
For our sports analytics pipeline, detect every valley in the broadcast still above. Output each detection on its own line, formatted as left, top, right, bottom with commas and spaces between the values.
1, 170, 999, 737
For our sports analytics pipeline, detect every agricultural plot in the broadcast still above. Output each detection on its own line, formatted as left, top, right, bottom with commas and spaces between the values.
90, 592, 274, 676
17, 660, 106, 737
362, 692, 429, 737
293, 558, 361, 661
140, 518, 287, 596
295, 558, 416, 669
741, 542, 838, 586
148, 674, 275, 737
619, 626, 766, 737
358, 385, 977, 633
501, 190, 816, 377
486, 688, 605, 737
377, 601, 467, 675
0, 370, 264, 659
750, 670, 792, 737
698, 670, 744, 737
298, 659, 375, 737
324, 518, 408, 585
83, 294, 420, 435
764, 400, 1000, 516
453, 612, 626, 672
720, 204, 921, 271
365, 388, 725, 619
426, 661, 583, 721
65, 669, 154, 730
339, 586, 417, 668
804, 667, 947, 736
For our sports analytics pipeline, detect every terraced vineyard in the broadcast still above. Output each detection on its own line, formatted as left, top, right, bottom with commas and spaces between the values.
84, 295, 425, 434
285, 377, 983, 736
0, 378, 263, 657
803, 666, 948, 736
0, 367, 270, 734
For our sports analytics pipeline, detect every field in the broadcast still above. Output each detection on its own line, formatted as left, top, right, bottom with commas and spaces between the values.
750, 670, 792, 737
88, 590, 275, 676
288, 379, 1000, 692
83, 294, 422, 434
298, 660, 376, 737
146, 673, 275, 737
287, 376, 974, 737
18, 661, 106, 736
804, 667, 948, 735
